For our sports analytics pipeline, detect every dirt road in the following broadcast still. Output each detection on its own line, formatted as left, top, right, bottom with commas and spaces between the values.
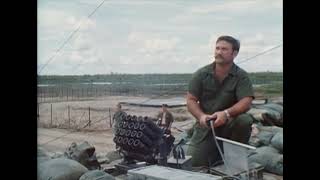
38, 128, 117, 154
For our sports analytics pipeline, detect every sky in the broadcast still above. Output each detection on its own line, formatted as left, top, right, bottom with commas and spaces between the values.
38, 0, 283, 75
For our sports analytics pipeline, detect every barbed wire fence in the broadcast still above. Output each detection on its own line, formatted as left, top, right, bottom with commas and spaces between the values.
37, 103, 118, 131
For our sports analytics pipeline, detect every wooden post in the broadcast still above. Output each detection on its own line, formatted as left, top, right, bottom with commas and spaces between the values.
37, 102, 40, 120
50, 104, 53, 127
109, 108, 112, 128
50, 87, 52, 101
68, 105, 70, 128
88, 107, 91, 127
67, 88, 68, 101
45, 87, 47, 102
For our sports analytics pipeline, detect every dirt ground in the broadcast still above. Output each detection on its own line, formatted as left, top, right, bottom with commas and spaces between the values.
38, 95, 194, 154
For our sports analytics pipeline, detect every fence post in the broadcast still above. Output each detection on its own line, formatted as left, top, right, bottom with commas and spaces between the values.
50, 104, 53, 127
68, 105, 70, 128
109, 108, 112, 128
88, 106, 91, 127
37, 102, 40, 121
46, 87, 48, 102
50, 87, 52, 102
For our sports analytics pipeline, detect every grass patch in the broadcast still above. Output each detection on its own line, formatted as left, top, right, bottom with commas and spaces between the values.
254, 82, 283, 98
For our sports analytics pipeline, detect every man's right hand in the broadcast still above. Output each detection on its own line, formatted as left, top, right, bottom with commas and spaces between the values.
199, 114, 217, 128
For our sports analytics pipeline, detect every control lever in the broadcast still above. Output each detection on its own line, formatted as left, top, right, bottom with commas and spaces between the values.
206, 117, 217, 127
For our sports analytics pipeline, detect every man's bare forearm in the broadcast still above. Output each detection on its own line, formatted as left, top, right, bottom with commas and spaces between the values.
225, 96, 253, 118
186, 92, 205, 121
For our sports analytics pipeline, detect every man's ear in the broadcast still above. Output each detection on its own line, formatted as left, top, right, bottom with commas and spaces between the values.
232, 50, 239, 58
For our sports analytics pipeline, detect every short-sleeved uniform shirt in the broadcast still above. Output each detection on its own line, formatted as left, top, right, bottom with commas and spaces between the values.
189, 62, 254, 114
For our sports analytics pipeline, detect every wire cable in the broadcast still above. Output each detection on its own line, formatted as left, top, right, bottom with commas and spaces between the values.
38, 0, 108, 75
236, 43, 282, 65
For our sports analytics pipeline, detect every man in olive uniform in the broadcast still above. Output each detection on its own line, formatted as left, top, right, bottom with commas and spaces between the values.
112, 103, 125, 135
156, 104, 174, 134
186, 35, 255, 167
156, 104, 175, 165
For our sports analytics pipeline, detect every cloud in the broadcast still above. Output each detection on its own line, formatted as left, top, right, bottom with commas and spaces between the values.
190, 0, 282, 14
170, 13, 233, 25
169, 0, 282, 25
38, 9, 76, 31
139, 38, 180, 53
38, 7, 97, 39
38, 0, 282, 74
128, 32, 180, 53
190, 1, 259, 14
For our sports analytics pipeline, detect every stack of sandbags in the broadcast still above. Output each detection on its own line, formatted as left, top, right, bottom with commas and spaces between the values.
38, 143, 118, 180
248, 124, 283, 175
248, 103, 283, 127
249, 125, 283, 151
248, 146, 283, 175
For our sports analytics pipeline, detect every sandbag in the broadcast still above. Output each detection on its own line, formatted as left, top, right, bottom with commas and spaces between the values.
256, 130, 274, 146
270, 132, 283, 153
38, 147, 49, 157
247, 108, 267, 122
258, 125, 283, 134
38, 147, 51, 164
50, 151, 64, 159
79, 170, 115, 180
249, 125, 283, 147
64, 141, 101, 170
38, 158, 88, 180
248, 146, 283, 175
248, 103, 283, 126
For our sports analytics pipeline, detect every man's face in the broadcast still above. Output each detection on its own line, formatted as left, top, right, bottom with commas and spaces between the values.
162, 106, 167, 112
214, 40, 238, 65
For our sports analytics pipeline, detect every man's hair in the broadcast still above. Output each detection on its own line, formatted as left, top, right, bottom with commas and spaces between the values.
117, 103, 121, 108
162, 104, 168, 107
216, 35, 240, 52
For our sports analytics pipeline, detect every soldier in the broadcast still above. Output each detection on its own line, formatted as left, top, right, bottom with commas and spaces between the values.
112, 103, 125, 135
186, 35, 255, 167
156, 104, 174, 134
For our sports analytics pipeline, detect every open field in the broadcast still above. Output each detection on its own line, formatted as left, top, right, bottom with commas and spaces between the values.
38, 95, 195, 152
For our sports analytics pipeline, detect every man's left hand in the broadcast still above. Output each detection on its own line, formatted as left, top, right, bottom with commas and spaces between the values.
212, 111, 227, 128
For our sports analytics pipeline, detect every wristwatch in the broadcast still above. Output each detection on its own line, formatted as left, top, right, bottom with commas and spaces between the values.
224, 110, 232, 123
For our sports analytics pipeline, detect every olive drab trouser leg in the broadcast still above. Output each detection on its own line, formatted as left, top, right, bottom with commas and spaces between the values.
226, 113, 254, 144
187, 113, 254, 167
187, 128, 220, 167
